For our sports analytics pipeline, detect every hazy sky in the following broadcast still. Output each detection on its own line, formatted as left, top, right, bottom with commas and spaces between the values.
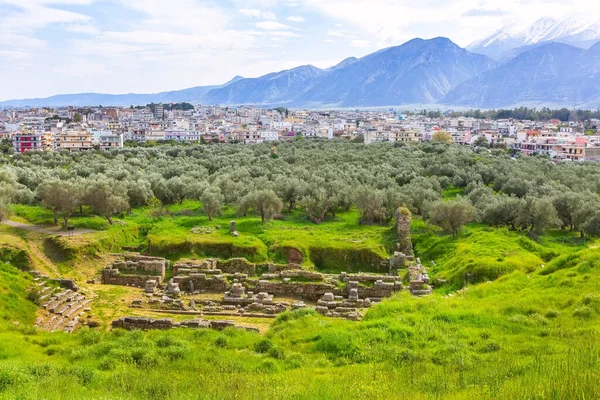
0, 0, 597, 100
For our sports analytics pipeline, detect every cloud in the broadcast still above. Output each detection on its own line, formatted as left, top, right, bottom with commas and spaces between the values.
239, 8, 277, 20
64, 23, 99, 35
349, 39, 370, 48
300, 0, 600, 47
255, 21, 292, 30
462, 8, 509, 17
287, 16, 305, 22
270, 31, 301, 37
239, 8, 261, 17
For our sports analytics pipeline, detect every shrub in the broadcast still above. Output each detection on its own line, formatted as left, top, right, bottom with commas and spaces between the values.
315, 330, 360, 359
254, 339, 273, 354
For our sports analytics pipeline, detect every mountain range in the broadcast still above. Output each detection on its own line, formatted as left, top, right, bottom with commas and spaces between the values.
2, 17, 600, 110
0, 76, 245, 108
469, 16, 600, 60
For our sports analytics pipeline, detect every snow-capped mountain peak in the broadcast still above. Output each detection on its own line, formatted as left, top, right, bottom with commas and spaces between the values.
469, 16, 600, 59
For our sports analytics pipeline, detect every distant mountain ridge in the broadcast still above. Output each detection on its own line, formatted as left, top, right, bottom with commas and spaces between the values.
0, 76, 245, 108
469, 16, 600, 59
2, 35, 600, 109
443, 42, 600, 108
202, 37, 497, 107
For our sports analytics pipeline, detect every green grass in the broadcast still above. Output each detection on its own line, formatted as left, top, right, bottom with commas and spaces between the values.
442, 186, 464, 199
4, 201, 600, 398
411, 219, 592, 291
0, 262, 36, 326
12, 201, 395, 271
0, 219, 600, 398
140, 202, 394, 270
12, 205, 110, 230
1, 250, 600, 398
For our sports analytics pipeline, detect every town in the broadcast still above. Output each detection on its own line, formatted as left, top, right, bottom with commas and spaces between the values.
2, 103, 600, 162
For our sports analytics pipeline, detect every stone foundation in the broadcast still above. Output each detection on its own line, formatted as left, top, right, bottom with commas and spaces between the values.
254, 280, 340, 300
111, 316, 258, 332
217, 258, 256, 275
102, 254, 168, 286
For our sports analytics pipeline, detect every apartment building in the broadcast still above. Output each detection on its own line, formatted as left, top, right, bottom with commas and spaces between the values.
55, 130, 93, 152
100, 133, 123, 150
12, 131, 53, 153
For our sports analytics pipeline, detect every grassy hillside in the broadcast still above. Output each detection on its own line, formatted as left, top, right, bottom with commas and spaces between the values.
0, 220, 599, 398
12, 202, 395, 271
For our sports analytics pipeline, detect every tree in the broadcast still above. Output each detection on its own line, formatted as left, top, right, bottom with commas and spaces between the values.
428, 197, 474, 236
200, 186, 223, 222
552, 192, 581, 231
244, 189, 283, 224
515, 197, 561, 235
355, 187, 386, 224
582, 211, 600, 238
166, 177, 187, 204
431, 131, 452, 144
466, 184, 495, 221
300, 189, 330, 225
126, 179, 153, 208
73, 113, 82, 123
275, 178, 306, 213
501, 178, 530, 198
482, 195, 523, 229
406, 187, 441, 215
326, 182, 354, 216
473, 136, 489, 148
573, 198, 600, 238
84, 180, 129, 225
37, 180, 82, 228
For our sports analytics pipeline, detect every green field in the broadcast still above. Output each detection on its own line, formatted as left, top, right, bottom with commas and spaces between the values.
2, 142, 600, 398
12, 201, 395, 272
1, 216, 600, 398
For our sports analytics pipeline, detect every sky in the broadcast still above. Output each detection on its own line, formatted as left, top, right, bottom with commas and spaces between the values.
0, 0, 598, 100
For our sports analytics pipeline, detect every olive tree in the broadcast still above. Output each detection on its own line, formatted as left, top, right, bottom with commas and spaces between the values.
428, 197, 474, 236
83, 179, 129, 225
243, 189, 283, 224
37, 179, 82, 228
200, 186, 224, 222
275, 178, 306, 213
355, 187, 386, 224
300, 188, 330, 225
0, 194, 11, 222
515, 197, 561, 235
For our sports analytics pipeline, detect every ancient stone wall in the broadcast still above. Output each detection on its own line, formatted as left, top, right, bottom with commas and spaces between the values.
101, 269, 160, 287
172, 260, 216, 276
253, 280, 340, 300
111, 316, 258, 332
113, 254, 168, 278
172, 274, 229, 292
102, 254, 168, 286
345, 280, 403, 299
217, 258, 256, 275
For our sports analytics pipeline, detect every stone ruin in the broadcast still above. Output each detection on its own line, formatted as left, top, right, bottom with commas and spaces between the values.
394, 206, 414, 256
30, 272, 92, 333
97, 249, 430, 327
230, 220, 239, 237
408, 259, 432, 296
166, 279, 181, 298
111, 316, 258, 333
102, 254, 169, 287
315, 291, 368, 321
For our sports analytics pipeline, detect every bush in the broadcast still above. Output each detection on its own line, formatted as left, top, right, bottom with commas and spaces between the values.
254, 339, 273, 354
315, 330, 360, 359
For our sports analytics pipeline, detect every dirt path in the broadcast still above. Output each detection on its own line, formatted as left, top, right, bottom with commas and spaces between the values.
2, 219, 95, 236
